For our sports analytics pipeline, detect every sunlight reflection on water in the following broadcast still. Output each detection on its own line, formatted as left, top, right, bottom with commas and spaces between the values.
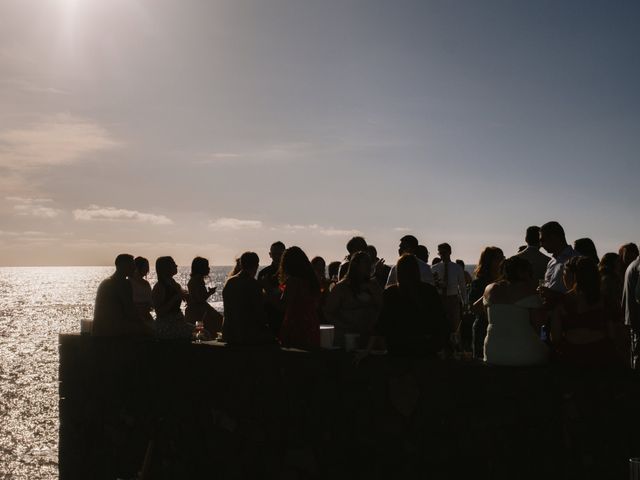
0, 266, 229, 479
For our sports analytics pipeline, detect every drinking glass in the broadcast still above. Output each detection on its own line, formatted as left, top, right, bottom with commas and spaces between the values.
193, 320, 205, 343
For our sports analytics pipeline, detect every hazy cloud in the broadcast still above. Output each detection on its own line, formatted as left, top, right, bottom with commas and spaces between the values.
6, 196, 62, 218
14, 204, 61, 218
196, 142, 335, 165
208, 217, 263, 230
0, 79, 69, 95
6, 196, 53, 203
0, 230, 45, 237
73, 205, 173, 225
282, 223, 361, 237
318, 227, 362, 237
0, 114, 119, 170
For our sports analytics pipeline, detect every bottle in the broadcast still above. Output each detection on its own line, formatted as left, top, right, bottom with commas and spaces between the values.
540, 325, 548, 342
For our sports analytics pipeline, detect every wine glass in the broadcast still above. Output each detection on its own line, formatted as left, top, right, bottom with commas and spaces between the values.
193, 320, 205, 343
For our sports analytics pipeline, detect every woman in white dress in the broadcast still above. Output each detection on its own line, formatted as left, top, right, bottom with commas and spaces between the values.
481, 256, 548, 366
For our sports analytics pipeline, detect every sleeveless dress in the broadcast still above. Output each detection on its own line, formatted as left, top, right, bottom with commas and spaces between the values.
483, 295, 548, 366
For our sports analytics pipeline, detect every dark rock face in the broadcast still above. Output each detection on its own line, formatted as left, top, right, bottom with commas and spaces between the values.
59, 334, 640, 479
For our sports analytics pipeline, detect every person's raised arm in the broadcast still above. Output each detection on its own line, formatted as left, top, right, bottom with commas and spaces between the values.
385, 266, 397, 288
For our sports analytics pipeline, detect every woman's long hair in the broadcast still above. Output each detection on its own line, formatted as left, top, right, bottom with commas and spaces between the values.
279, 246, 320, 293
501, 256, 532, 283
190, 256, 209, 277
598, 252, 620, 278
155, 256, 177, 286
574, 238, 599, 264
619, 243, 639, 271
566, 256, 600, 305
473, 247, 504, 281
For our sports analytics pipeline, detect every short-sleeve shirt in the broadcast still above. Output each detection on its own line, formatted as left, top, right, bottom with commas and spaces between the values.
544, 246, 580, 293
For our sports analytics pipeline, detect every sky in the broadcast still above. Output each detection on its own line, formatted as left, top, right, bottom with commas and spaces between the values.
0, 0, 639, 266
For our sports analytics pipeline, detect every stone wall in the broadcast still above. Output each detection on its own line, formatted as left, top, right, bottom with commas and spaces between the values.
59, 334, 640, 479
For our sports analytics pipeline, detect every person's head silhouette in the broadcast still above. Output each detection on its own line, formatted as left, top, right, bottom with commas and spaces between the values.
114, 254, 135, 278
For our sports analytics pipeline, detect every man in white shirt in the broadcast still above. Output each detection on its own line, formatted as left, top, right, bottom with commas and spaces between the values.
539, 221, 579, 293
431, 243, 467, 334
515, 226, 551, 282
386, 235, 434, 286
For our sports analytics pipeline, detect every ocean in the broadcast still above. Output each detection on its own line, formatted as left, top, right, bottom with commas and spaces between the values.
0, 266, 230, 479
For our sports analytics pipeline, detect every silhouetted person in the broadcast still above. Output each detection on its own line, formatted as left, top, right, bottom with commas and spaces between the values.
324, 251, 383, 348
367, 254, 447, 357
152, 256, 192, 339
311, 256, 330, 324
432, 257, 441, 266
551, 256, 618, 367
515, 226, 550, 282
622, 247, 640, 369
327, 260, 341, 291
367, 245, 390, 289
338, 236, 367, 280
574, 237, 600, 264
432, 243, 467, 336
311, 256, 330, 293
416, 245, 429, 264
619, 243, 639, 273
328, 261, 340, 282
93, 254, 152, 337
469, 247, 504, 358
599, 252, 628, 362
599, 253, 623, 323
258, 241, 286, 334
386, 235, 434, 286
258, 241, 285, 285
185, 257, 223, 334
278, 246, 321, 350
456, 258, 473, 351
456, 259, 472, 285
130, 256, 154, 331
539, 221, 579, 293
222, 252, 275, 345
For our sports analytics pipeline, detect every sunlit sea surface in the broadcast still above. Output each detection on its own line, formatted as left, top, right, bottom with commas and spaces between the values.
0, 266, 230, 479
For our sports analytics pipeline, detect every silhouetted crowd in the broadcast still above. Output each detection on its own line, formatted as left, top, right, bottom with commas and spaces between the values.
92, 221, 640, 368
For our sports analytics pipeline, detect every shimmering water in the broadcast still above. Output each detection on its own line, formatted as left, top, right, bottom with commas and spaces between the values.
0, 266, 230, 479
